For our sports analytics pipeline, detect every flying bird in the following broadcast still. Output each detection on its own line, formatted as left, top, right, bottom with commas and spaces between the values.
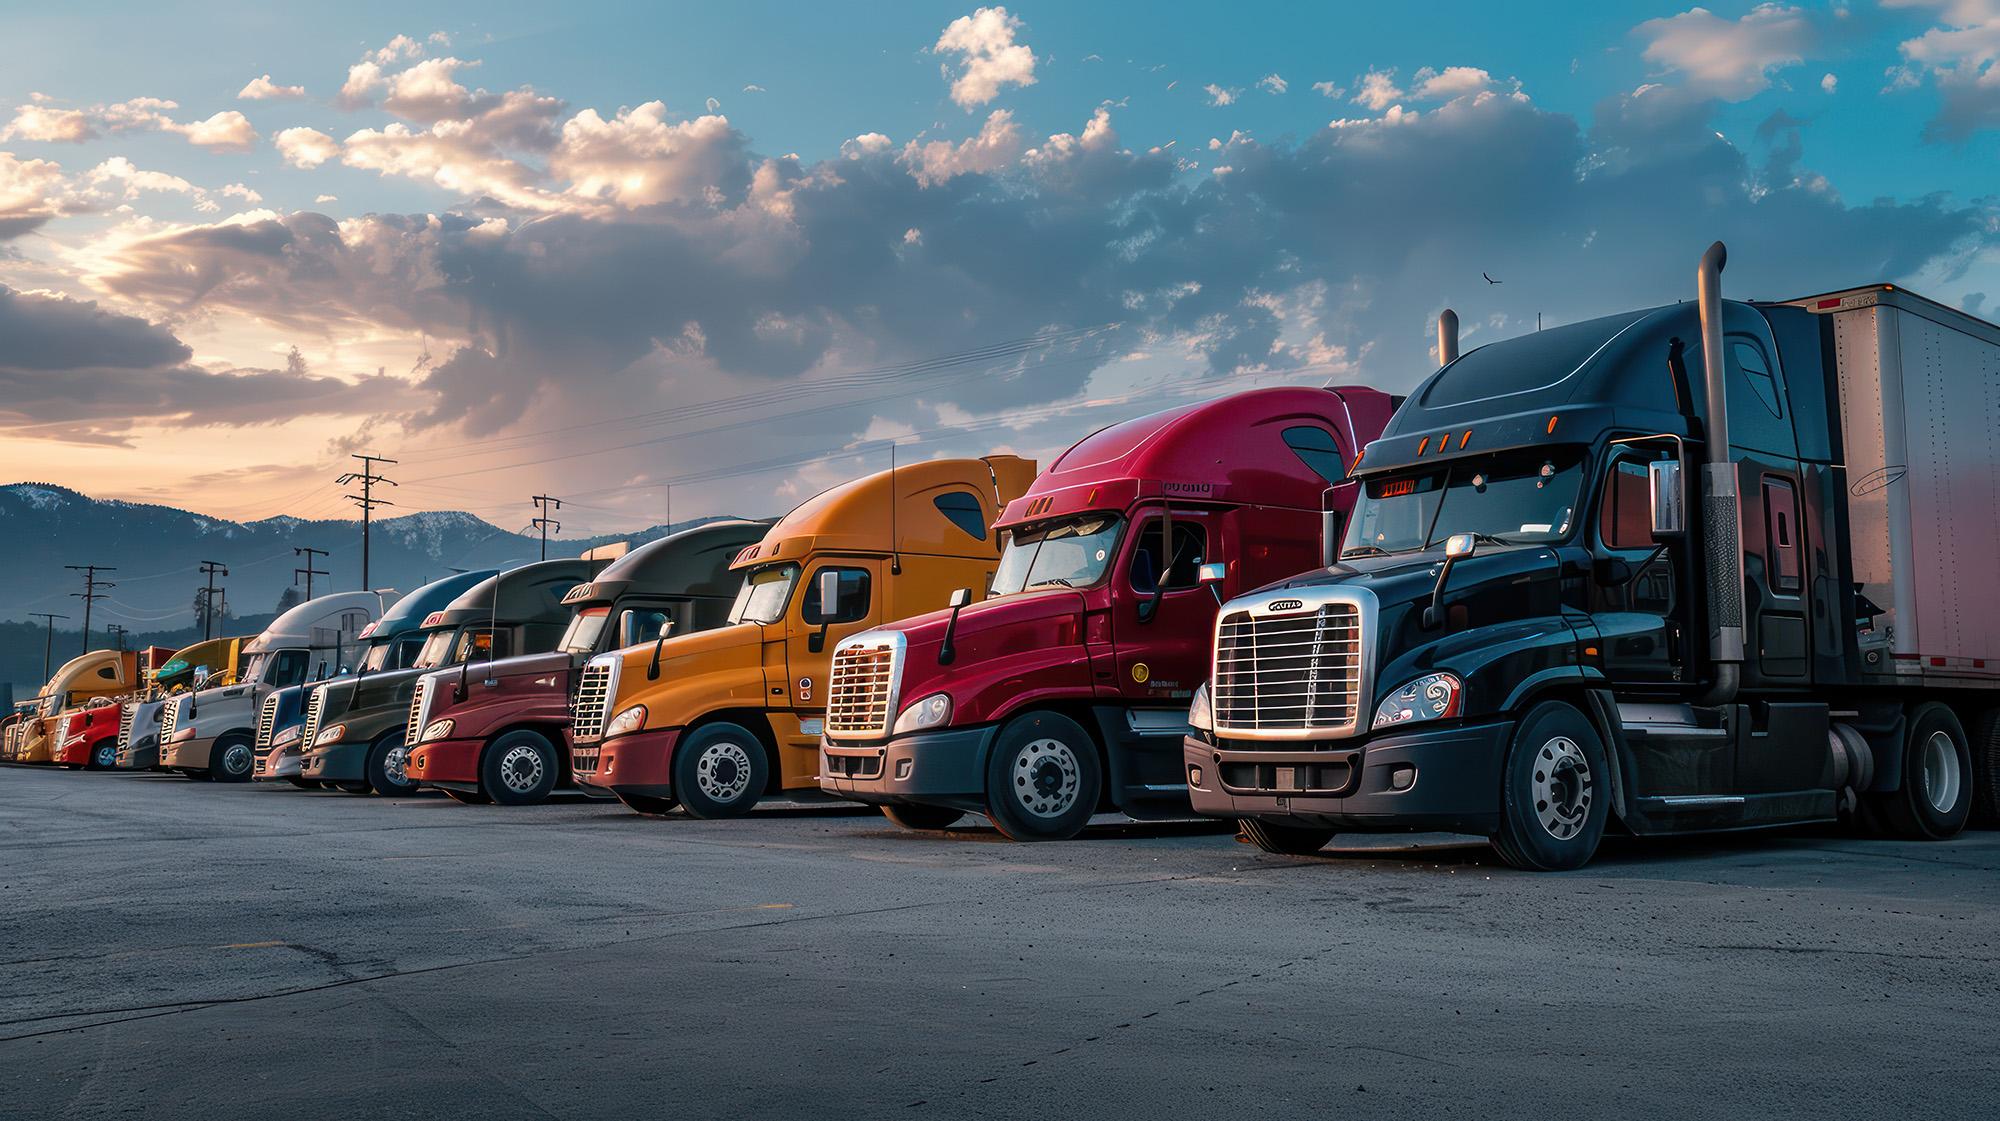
1483, 272, 1503, 284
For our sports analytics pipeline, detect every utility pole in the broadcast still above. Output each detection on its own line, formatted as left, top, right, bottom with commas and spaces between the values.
338, 454, 397, 590
198, 560, 228, 642
106, 624, 127, 651
531, 494, 563, 561
294, 546, 330, 602
29, 613, 66, 680
66, 564, 116, 653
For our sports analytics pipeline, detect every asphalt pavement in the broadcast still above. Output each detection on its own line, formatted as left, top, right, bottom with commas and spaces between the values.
4, 764, 1997, 1119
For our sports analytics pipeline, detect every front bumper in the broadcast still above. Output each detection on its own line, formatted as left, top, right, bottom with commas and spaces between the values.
408, 736, 481, 787
116, 735, 159, 770
299, 741, 369, 783
1182, 717, 1514, 835
571, 727, 681, 801
818, 725, 996, 812
160, 734, 219, 772
254, 741, 303, 780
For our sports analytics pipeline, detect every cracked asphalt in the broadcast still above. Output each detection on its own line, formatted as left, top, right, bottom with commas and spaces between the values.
4, 764, 1998, 1120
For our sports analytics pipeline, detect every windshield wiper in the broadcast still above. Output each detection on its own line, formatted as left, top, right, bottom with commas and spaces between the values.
1027, 577, 1076, 589
1342, 545, 1387, 557
1462, 532, 1518, 547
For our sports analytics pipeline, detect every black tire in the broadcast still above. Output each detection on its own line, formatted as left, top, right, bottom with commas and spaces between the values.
210, 735, 255, 784
881, 803, 964, 831
481, 730, 560, 806
1969, 708, 2000, 830
285, 777, 317, 790
1872, 702, 1972, 840
617, 792, 679, 816
88, 740, 118, 770
445, 788, 494, 806
1490, 701, 1610, 871
982, 711, 1101, 842
365, 732, 420, 797
672, 722, 769, 819
1240, 818, 1337, 855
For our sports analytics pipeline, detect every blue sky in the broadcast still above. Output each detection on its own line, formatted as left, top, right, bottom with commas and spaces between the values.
2, 1, 1996, 533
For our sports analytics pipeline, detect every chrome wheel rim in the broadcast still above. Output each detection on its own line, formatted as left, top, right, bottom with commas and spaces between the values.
1012, 738, 1081, 818
499, 744, 546, 794
220, 743, 252, 777
1921, 730, 1961, 814
94, 744, 116, 768
1531, 735, 1592, 841
695, 741, 754, 804
383, 744, 409, 787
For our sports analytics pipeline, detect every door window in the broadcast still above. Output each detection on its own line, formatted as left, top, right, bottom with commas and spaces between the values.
801, 567, 872, 625
1599, 457, 1656, 551
619, 607, 673, 646
269, 649, 309, 688
1128, 519, 1208, 593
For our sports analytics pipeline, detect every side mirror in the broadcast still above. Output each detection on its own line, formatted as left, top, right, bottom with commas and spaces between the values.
1425, 534, 1476, 629
940, 588, 974, 665
948, 588, 973, 609
1443, 533, 1476, 560
819, 569, 843, 618
659, 619, 675, 639
646, 618, 675, 680
1197, 562, 1226, 585
1648, 460, 1686, 536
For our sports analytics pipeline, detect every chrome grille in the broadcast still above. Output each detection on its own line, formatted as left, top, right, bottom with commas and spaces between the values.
254, 692, 281, 754
1212, 600, 1364, 739
117, 703, 137, 752
826, 637, 899, 739
405, 678, 430, 748
301, 689, 325, 752
159, 696, 182, 741
571, 661, 613, 743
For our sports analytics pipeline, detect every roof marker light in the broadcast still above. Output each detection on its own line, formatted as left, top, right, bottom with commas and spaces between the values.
1458, 430, 1471, 449
1437, 434, 1450, 454
1417, 436, 1431, 456
1546, 415, 1559, 435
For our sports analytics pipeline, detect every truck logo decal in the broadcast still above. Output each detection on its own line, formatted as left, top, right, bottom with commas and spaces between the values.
560, 584, 595, 605
1162, 481, 1214, 496
797, 677, 813, 701
1131, 662, 1150, 684
1267, 599, 1306, 612
422, 612, 446, 627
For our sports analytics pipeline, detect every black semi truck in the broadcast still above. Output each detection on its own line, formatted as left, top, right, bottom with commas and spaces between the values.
1184, 242, 2000, 869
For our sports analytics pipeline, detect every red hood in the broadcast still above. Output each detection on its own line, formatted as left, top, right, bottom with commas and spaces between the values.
887, 588, 1086, 698
422, 650, 576, 718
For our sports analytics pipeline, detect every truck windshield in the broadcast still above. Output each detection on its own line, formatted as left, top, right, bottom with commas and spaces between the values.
729, 564, 799, 625
560, 606, 610, 654
1344, 451, 1585, 556
992, 515, 1125, 595
413, 628, 460, 669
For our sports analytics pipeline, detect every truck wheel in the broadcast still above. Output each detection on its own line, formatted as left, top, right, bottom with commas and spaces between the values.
89, 741, 118, 770
1490, 701, 1609, 872
881, 803, 963, 831
482, 730, 559, 806
1969, 708, 2000, 830
366, 734, 420, 797
982, 711, 1101, 842
211, 735, 255, 784
673, 722, 769, 819
1239, 818, 1337, 855
617, 793, 678, 816
1874, 703, 1972, 840
445, 789, 493, 805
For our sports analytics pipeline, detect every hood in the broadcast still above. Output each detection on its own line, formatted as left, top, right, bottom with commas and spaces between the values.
319, 665, 427, 720
618, 619, 761, 672
893, 587, 1085, 654
426, 651, 575, 710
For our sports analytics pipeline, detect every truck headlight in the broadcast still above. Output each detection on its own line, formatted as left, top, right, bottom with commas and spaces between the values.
422, 719, 455, 742
606, 705, 648, 738
892, 693, 952, 735
313, 723, 348, 748
1372, 673, 1462, 730
1186, 682, 1213, 733
270, 724, 302, 749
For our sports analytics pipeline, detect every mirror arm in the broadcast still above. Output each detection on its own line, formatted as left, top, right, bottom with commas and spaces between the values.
646, 634, 667, 680
1422, 555, 1462, 630
1622, 543, 1671, 590
809, 621, 831, 654
938, 606, 963, 665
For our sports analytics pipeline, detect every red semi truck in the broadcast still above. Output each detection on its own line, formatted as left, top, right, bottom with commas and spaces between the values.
818, 385, 1397, 840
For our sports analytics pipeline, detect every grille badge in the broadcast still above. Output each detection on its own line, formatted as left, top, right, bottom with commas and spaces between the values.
1267, 598, 1306, 612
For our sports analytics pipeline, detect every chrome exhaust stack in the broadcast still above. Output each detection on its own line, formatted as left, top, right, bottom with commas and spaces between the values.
1696, 241, 1744, 704
1437, 309, 1459, 367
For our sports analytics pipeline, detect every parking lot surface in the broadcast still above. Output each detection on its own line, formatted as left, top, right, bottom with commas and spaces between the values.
4, 764, 1997, 1119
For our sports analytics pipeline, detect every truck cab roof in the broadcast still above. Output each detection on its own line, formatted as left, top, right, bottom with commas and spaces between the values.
729, 455, 1036, 570
562, 520, 774, 608
246, 590, 396, 654
363, 569, 496, 642
427, 558, 594, 630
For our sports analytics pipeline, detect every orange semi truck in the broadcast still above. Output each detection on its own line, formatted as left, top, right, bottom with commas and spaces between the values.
569, 455, 1035, 818
4, 649, 142, 764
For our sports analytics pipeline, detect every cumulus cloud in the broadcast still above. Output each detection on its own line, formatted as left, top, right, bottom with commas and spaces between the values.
1413, 66, 1497, 100
1885, 0, 2000, 141
1204, 83, 1240, 106
1822, 72, 1838, 93
0, 151, 75, 237
85, 156, 196, 198
1311, 80, 1345, 98
900, 109, 1022, 186
1634, 4, 1818, 100
1, 103, 97, 142
166, 109, 258, 151
1352, 69, 1403, 110
3, 97, 256, 150
238, 74, 307, 100
554, 104, 749, 207
274, 126, 341, 168
1259, 73, 1288, 95
934, 6, 1037, 109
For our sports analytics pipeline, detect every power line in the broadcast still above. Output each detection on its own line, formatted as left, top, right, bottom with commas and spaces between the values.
106, 624, 127, 652
293, 546, 329, 602
530, 495, 562, 561
65, 564, 116, 655
198, 560, 228, 642
28, 613, 66, 681
336, 454, 397, 589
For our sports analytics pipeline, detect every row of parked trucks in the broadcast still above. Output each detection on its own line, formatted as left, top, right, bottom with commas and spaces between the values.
10, 246, 1998, 869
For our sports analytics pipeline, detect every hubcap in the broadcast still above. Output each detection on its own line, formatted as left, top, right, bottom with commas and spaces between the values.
94, 744, 116, 768
1921, 730, 1961, 814
695, 741, 754, 804
1011, 737, 1081, 818
221, 743, 251, 776
383, 744, 409, 787
499, 744, 546, 794
1531, 735, 1593, 842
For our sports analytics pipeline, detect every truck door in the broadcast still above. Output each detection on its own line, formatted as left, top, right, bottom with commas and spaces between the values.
780, 560, 881, 771
1112, 508, 1220, 705
1589, 447, 1683, 686
1754, 474, 1809, 679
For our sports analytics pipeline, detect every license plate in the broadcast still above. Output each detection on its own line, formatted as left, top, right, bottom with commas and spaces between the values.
1275, 765, 1297, 790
